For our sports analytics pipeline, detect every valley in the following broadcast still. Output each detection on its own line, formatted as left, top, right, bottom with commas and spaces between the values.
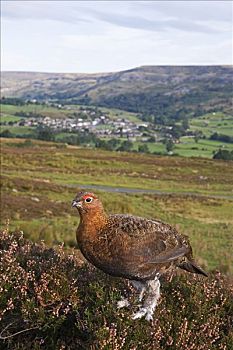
1, 101, 233, 158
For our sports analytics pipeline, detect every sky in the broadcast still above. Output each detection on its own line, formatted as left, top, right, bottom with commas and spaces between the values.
1, 0, 233, 73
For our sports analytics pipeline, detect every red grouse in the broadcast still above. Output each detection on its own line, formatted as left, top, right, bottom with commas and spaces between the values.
72, 191, 207, 321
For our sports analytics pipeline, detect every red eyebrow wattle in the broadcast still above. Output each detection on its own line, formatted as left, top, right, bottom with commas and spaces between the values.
82, 194, 93, 200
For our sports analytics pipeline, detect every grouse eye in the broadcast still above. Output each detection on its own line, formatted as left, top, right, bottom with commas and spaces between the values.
85, 197, 93, 203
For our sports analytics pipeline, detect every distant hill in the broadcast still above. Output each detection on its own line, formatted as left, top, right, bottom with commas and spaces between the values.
2, 66, 233, 121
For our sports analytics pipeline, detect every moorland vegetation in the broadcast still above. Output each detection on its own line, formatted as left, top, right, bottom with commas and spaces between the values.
1, 137, 233, 349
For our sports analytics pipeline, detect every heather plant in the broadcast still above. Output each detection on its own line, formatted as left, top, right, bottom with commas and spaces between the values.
0, 229, 232, 350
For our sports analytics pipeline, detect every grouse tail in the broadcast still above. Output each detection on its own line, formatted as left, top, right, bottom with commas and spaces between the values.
178, 260, 208, 277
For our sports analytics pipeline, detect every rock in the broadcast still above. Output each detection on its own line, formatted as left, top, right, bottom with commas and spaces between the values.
31, 197, 40, 202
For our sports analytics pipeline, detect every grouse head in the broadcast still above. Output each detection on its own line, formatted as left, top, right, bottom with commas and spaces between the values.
72, 191, 104, 217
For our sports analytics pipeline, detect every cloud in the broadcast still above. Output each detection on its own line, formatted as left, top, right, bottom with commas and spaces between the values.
1, 1, 90, 24
134, 1, 232, 23
86, 1, 231, 34
2, 1, 231, 31
1, 1, 232, 72
91, 11, 219, 34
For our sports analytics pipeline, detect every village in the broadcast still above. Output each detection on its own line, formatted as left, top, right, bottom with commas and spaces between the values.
0, 99, 205, 146
4, 105, 162, 141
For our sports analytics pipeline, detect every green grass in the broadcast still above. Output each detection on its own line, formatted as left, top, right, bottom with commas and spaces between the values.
189, 112, 233, 137
67, 104, 142, 122
175, 137, 233, 158
1, 139, 233, 196
133, 141, 165, 153
3, 194, 232, 273
0, 114, 23, 123
0, 103, 141, 122
1, 103, 233, 159
137, 138, 233, 158
0, 125, 35, 135
0, 103, 72, 119
96, 106, 141, 122
55, 132, 79, 141
1, 138, 233, 275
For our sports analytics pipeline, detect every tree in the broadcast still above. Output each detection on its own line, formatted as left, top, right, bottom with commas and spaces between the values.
117, 140, 133, 152
0, 97, 25, 106
148, 136, 156, 142
170, 125, 184, 140
95, 139, 107, 149
107, 138, 121, 151
182, 118, 189, 130
138, 144, 149, 153
194, 131, 203, 143
36, 126, 55, 141
118, 127, 123, 138
213, 149, 233, 160
210, 133, 233, 143
0, 129, 13, 138
165, 139, 174, 153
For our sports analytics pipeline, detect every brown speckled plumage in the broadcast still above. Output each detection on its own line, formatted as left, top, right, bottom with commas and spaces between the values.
72, 191, 207, 320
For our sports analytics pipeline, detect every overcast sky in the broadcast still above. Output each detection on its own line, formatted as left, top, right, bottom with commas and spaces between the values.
1, 1, 232, 73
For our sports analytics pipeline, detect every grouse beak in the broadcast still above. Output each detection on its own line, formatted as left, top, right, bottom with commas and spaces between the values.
72, 200, 82, 208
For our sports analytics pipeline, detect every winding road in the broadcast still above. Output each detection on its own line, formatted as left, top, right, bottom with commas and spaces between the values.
68, 184, 233, 201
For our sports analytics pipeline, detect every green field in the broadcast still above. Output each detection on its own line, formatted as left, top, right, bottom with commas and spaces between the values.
189, 112, 233, 137
95, 106, 141, 122
1, 138, 232, 275
0, 103, 141, 122
1, 103, 233, 159
67, 104, 141, 122
134, 138, 233, 158
0, 125, 35, 135
0, 103, 69, 116
175, 137, 233, 157
0, 114, 23, 123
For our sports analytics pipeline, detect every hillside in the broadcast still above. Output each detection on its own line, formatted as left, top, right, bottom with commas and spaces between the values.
2, 66, 233, 120
1, 138, 233, 274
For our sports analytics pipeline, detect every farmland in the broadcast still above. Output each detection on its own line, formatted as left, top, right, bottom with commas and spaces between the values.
0, 103, 141, 122
1, 102, 233, 159
189, 112, 233, 138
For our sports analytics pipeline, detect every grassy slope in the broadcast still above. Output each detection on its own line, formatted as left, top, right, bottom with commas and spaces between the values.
1, 138, 233, 275
93, 106, 141, 122
134, 139, 233, 158
0, 103, 141, 122
0, 125, 35, 135
189, 112, 233, 137
176, 138, 233, 158
0, 114, 23, 123
0, 103, 72, 119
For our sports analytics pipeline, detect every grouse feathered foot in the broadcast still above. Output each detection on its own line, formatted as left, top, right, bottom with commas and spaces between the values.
72, 191, 207, 321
